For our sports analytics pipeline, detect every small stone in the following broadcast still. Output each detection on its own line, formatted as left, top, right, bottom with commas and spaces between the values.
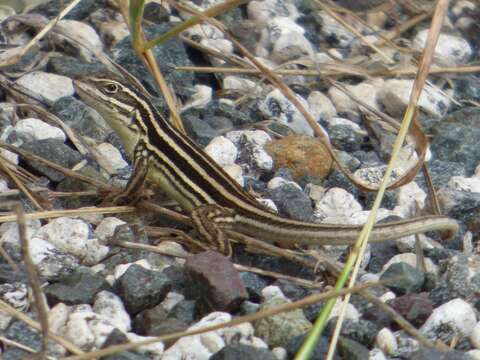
226, 130, 274, 174
307, 90, 337, 122
265, 134, 333, 182
124, 332, 164, 357
381, 253, 438, 275
325, 117, 368, 152
286, 334, 338, 360
205, 136, 238, 167
409, 347, 469, 360
99, 20, 130, 48
96, 142, 129, 172
255, 296, 311, 347
470, 322, 480, 349
19, 139, 83, 182
413, 30, 472, 66
223, 76, 261, 95
51, 96, 111, 142
394, 181, 427, 219
0, 283, 28, 312
93, 291, 131, 333
388, 293, 433, 328
378, 79, 450, 118
94, 217, 126, 241
211, 344, 276, 360
376, 327, 397, 355
313, 187, 362, 220
113, 264, 172, 315
185, 251, 248, 312
380, 262, 425, 295
15, 71, 74, 104
247, 0, 299, 27
369, 348, 387, 360
271, 32, 314, 63
52, 20, 103, 62
44, 267, 111, 306
223, 164, 244, 186
27, 237, 79, 279
319, 11, 355, 47
421, 298, 477, 339
13, 118, 66, 143
337, 337, 370, 360
34, 217, 109, 265
182, 84, 212, 110
325, 318, 378, 348
163, 312, 260, 359
268, 182, 313, 221
448, 175, 480, 193
240, 272, 269, 302
259, 89, 313, 135
468, 349, 480, 360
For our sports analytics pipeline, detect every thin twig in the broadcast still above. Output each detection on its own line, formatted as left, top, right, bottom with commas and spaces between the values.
13, 203, 50, 358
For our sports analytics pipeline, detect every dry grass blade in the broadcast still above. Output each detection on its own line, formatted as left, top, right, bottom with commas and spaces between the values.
0, 140, 111, 191
321, 1, 450, 359
12, 203, 50, 357
172, 0, 423, 193
0, 336, 57, 360
0, 152, 48, 210
0, 206, 136, 224
0, 0, 82, 67
61, 282, 377, 360
360, 290, 449, 351
312, 0, 394, 64
116, 0, 185, 134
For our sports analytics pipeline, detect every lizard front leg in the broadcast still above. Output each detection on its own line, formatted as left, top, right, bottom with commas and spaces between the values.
108, 141, 150, 205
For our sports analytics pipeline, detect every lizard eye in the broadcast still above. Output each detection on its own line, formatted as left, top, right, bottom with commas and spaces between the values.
104, 83, 119, 94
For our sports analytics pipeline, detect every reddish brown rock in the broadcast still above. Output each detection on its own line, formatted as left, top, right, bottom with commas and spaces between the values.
264, 134, 333, 181
185, 251, 248, 312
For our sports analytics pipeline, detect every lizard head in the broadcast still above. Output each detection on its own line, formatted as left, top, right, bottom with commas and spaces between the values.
73, 73, 150, 158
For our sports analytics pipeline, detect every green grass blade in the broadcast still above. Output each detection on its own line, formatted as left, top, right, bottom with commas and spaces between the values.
128, 0, 145, 46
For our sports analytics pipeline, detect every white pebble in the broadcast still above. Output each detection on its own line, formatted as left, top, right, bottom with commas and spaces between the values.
93, 291, 131, 332
34, 217, 109, 265
182, 84, 212, 110
448, 176, 480, 193
313, 187, 362, 220
96, 142, 129, 172
223, 164, 244, 186
381, 253, 438, 275
125, 333, 165, 357
376, 327, 398, 355
470, 322, 480, 349
53, 20, 103, 62
307, 91, 337, 122
205, 136, 238, 167
413, 30, 472, 66
223, 76, 261, 94
421, 298, 477, 337
467, 349, 480, 360
226, 130, 272, 147
259, 89, 313, 136
14, 118, 66, 142
378, 79, 450, 118
94, 217, 126, 241
16, 71, 74, 104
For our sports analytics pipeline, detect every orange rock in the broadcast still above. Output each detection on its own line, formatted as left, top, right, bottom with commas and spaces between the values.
264, 134, 333, 181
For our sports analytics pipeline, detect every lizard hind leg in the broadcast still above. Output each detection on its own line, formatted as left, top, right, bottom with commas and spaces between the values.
191, 204, 236, 257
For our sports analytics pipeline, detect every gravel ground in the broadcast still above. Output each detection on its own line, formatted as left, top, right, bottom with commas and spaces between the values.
0, 0, 480, 359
